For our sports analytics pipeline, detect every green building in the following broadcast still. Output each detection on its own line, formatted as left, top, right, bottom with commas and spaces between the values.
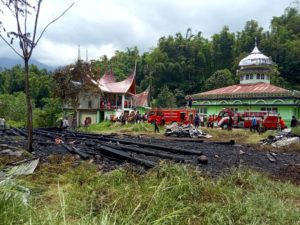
191, 42, 300, 127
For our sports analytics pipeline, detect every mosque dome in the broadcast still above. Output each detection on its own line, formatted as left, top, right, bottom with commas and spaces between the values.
238, 45, 273, 67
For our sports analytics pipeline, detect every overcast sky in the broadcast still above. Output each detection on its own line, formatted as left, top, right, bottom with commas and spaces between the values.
0, 0, 294, 66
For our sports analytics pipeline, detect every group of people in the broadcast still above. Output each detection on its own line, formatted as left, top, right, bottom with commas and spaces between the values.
206, 115, 218, 128
114, 111, 148, 125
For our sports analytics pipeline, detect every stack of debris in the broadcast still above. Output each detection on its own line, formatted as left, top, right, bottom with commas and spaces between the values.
261, 129, 300, 147
165, 123, 212, 138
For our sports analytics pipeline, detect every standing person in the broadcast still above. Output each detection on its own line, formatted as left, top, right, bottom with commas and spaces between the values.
207, 115, 212, 128
278, 117, 286, 131
84, 118, 89, 128
161, 114, 165, 126
291, 116, 298, 128
228, 115, 233, 130
154, 118, 159, 133
0, 118, 5, 129
62, 117, 69, 129
143, 113, 148, 123
250, 116, 257, 132
200, 114, 204, 127
194, 113, 200, 129
188, 96, 193, 108
211, 114, 216, 128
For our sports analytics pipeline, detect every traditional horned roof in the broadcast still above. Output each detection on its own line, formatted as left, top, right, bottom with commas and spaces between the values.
192, 82, 292, 100
95, 66, 136, 94
132, 86, 150, 107
99, 69, 116, 84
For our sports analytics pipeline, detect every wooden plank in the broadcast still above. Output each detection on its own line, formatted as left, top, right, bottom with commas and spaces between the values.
102, 143, 188, 162
98, 145, 157, 168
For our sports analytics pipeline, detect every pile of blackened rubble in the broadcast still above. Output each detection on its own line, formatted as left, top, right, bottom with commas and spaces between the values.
260, 129, 300, 148
165, 123, 212, 138
1, 127, 300, 183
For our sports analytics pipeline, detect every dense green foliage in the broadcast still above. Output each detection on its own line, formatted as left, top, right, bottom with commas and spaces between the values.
1, 5, 299, 126
0, 65, 62, 127
0, 92, 27, 127
1, 162, 300, 225
88, 6, 299, 105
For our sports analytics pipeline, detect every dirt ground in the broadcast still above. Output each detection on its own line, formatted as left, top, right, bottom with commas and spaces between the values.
1, 128, 300, 184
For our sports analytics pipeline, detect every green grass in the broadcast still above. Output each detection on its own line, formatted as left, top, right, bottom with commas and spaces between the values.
201, 127, 276, 144
79, 121, 161, 135
292, 126, 300, 136
1, 161, 300, 225
79, 121, 279, 144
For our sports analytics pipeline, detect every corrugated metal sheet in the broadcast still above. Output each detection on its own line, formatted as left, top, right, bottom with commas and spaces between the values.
198, 83, 289, 96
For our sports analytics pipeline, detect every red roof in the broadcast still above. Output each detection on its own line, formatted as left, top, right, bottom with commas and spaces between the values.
99, 69, 116, 84
133, 86, 150, 107
196, 82, 289, 96
96, 67, 136, 94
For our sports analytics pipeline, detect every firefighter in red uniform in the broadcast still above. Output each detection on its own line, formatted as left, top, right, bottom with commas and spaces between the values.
207, 115, 212, 128
278, 117, 286, 131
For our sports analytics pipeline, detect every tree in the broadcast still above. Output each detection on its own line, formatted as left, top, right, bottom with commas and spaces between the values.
34, 98, 63, 128
204, 69, 236, 91
53, 60, 101, 127
156, 85, 176, 108
211, 26, 235, 71
0, 0, 73, 151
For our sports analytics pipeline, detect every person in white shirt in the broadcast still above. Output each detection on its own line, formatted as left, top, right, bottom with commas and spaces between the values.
62, 117, 69, 128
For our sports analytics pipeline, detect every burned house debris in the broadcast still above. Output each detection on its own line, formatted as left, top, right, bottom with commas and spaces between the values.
1, 127, 300, 184
164, 123, 212, 138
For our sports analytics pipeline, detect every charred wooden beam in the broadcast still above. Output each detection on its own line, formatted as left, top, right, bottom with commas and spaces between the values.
116, 141, 203, 155
207, 140, 235, 145
13, 128, 28, 137
61, 143, 90, 160
97, 145, 157, 168
102, 142, 188, 162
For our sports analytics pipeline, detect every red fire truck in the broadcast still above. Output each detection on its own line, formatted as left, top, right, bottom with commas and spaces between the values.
217, 108, 286, 130
148, 108, 196, 125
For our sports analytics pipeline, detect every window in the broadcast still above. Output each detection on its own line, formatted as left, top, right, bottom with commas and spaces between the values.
257, 74, 260, 79
149, 111, 156, 116
199, 108, 207, 114
261, 74, 265, 80
261, 107, 277, 112
240, 76, 243, 81
157, 111, 163, 116
246, 74, 249, 80
88, 100, 92, 109
272, 108, 278, 112
250, 74, 253, 79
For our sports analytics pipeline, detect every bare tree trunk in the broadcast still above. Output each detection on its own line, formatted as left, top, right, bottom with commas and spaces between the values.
24, 58, 33, 152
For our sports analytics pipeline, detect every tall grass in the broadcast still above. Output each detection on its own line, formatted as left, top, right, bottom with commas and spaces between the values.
3, 162, 299, 225
80, 121, 156, 135
292, 126, 300, 136
201, 127, 276, 144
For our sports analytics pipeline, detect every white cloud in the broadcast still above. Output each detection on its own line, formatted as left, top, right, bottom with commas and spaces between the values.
0, 0, 293, 66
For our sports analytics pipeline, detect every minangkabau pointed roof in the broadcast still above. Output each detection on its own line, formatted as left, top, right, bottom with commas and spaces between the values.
132, 86, 150, 107
96, 64, 136, 94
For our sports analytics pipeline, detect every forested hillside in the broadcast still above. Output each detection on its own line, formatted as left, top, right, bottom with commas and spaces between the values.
0, 5, 299, 125
89, 6, 300, 106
